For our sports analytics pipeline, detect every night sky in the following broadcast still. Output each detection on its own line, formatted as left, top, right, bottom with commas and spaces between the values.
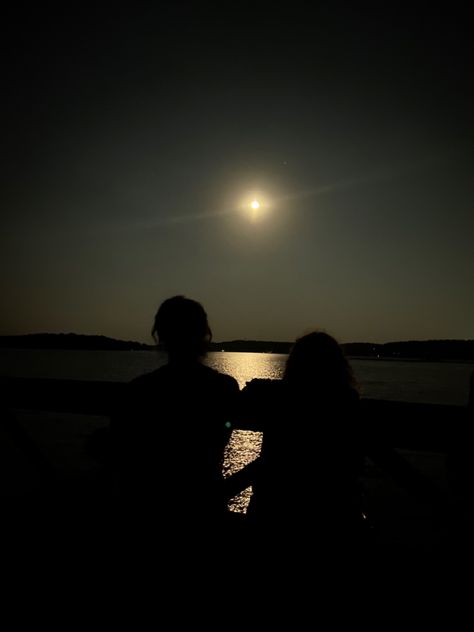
2, 2, 473, 343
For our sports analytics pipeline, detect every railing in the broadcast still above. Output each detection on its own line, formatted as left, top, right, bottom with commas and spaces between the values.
1, 375, 472, 452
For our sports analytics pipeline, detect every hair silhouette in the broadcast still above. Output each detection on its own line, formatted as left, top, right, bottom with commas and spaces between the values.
284, 331, 357, 391
152, 295, 212, 358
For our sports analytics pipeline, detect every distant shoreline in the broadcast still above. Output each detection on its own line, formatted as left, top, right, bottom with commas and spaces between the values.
1, 333, 474, 363
347, 355, 474, 365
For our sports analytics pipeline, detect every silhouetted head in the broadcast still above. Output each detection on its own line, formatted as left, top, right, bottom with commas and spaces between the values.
284, 331, 356, 392
152, 295, 212, 359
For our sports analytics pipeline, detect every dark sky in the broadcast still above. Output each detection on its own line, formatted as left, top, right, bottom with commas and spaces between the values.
2, 2, 473, 343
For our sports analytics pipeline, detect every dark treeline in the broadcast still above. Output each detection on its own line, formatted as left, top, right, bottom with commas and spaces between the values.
1, 334, 474, 361
0, 333, 153, 351
344, 340, 474, 361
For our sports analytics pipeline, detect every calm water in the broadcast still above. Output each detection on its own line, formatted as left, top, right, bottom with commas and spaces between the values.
1, 348, 472, 512
0, 348, 472, 405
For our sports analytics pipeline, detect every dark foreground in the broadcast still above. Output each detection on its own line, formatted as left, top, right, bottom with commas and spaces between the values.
1, 377, 473, 577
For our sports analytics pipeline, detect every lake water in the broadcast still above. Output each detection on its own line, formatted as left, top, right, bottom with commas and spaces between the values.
0, 348, 472, 405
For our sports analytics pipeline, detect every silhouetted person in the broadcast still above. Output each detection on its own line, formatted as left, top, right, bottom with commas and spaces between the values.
238, 331, 442, 559
110, 296, 239, 536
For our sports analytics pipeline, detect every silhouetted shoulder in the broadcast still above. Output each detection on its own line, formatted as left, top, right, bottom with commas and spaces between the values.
242, 378, 282, 396
242, 378, 281, 396
199, 364, 239, 391
244, 377, 279, 388
240, 378, 284, 420
127, 363, 238, 392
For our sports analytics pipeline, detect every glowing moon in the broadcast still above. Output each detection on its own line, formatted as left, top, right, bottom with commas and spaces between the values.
238, 191, 270, 223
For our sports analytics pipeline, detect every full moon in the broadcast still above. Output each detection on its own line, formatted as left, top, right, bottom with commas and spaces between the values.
239, 191, 270, 223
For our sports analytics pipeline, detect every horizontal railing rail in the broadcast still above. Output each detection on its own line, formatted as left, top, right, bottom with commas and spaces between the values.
1, 376, 472, 453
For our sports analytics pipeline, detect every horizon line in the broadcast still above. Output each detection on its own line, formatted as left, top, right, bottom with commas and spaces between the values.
1, 333, 473, 346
